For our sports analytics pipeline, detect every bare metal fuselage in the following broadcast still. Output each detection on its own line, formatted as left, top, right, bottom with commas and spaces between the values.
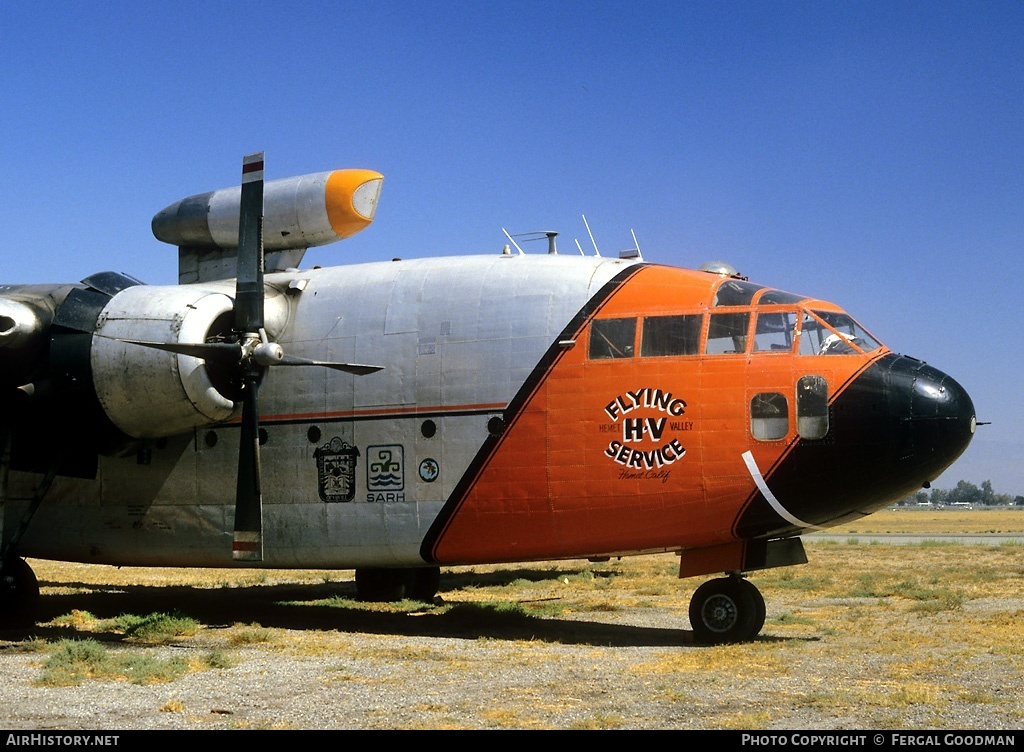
8, 254, 633, 568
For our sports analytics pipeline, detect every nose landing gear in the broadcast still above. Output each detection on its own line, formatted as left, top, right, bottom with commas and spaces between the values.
688, 575, 765, 644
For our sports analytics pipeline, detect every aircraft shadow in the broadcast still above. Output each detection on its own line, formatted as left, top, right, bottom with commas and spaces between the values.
12, 566, 706, 648
442, 565, 622, 589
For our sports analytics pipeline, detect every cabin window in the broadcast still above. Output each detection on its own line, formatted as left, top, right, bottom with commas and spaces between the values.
641, 315, 702, 357
752, 312, 797, 353
797, 375, 829, 439
589, 318, 636, 359
750, 392, 789, 440
706, 312, 750, 354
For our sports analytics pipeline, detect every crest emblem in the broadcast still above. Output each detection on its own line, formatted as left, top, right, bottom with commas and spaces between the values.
315, 438, 359, 502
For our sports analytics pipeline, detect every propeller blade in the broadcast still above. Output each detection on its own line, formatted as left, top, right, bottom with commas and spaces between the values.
103, 334, 382, 374
107, 337, 244, 363
277, 354, 384, 375
232, 370, 263, 561
232, 153, 267, 563
236, 152, 265, 334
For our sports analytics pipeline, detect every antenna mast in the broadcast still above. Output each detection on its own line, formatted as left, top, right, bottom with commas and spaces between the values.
631, 229, 644, 260
501, 228, 525, 255
582, 215, 601, 256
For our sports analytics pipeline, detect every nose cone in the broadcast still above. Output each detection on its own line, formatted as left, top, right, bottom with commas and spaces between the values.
895, 358, 976, 475
827, 354, 977, 507
735, 354, 976, 539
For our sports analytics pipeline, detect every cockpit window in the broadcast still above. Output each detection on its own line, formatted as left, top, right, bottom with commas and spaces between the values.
714, 280, 764, 306
641, 315, 702, 357
589, 318, 636, 359
752, 311, 797, 353
757, 289, 807, 305
800, 311, 882, 355
706, 312, 750, 354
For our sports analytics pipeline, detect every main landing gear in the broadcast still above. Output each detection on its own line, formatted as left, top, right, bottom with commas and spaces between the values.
0, 456, 54, 630
355, 566, 441, 603
0, 557, 39, 629
688, 575, 766, 645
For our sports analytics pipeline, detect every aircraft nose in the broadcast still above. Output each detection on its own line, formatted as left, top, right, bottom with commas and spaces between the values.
734, 353, 976, 539
888, 356, 976, 478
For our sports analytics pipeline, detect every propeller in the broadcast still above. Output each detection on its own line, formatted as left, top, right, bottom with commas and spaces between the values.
108, 153, 383, 561
228, 153, 383, 560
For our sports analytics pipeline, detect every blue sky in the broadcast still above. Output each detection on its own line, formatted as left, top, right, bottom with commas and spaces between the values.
1, 1, 1021, 493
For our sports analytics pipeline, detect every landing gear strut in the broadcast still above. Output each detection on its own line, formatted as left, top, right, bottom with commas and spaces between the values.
0, 436, 52, 629
688, 575, 765, 644
355, 566, 441, 603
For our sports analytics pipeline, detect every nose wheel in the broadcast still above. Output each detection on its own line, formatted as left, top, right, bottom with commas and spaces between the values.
688, 576, 765, 644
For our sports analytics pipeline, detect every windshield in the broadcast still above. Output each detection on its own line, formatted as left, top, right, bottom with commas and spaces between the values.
800, 311, 883, 355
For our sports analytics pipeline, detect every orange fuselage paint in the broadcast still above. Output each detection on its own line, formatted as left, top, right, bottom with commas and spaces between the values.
430, 264, 884, 565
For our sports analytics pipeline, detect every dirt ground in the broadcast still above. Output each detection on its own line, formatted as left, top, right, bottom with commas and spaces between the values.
1, 535, 1022, 731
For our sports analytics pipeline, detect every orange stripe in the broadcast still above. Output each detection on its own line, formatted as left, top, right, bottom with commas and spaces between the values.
227, 402, 508, 425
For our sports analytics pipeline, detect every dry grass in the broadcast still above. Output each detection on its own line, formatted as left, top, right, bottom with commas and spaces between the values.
4, 510, 1023, 729
827, 507, 1024, 535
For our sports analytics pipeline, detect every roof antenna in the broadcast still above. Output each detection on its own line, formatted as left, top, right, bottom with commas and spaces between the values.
509, 230, 558, 254
631, 229, 644, 260
574, 238, 586, 255
501, 228, 525, 255
544, 231, 558, 254
582, 215, 601, 256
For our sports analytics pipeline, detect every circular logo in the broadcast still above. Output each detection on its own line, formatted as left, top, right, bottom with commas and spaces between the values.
418, 458, 439, 482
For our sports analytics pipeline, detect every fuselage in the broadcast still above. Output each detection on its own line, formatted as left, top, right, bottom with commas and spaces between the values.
5, 253, 975, 570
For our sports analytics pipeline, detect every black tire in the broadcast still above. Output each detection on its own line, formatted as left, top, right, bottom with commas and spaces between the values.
738, 578, 766, 638
688, 577, 758, 645
355, 567, 416, 602
0, 558, 39, 629
409, 567, 441, 602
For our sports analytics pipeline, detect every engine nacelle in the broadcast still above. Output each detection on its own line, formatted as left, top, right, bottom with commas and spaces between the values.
90, 284, 287, 439
0, 298, 44, 351
151, 169, 384, 252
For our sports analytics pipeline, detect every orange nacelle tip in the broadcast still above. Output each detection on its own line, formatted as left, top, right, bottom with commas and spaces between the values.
326, 169, 384, 239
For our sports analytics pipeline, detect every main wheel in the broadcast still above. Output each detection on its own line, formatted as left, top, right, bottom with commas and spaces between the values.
355, 568, 416, 602
738, 578, 766, 637
0, 558, 39, 629
409, 567, 441, 602
688, 577, 759, 644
